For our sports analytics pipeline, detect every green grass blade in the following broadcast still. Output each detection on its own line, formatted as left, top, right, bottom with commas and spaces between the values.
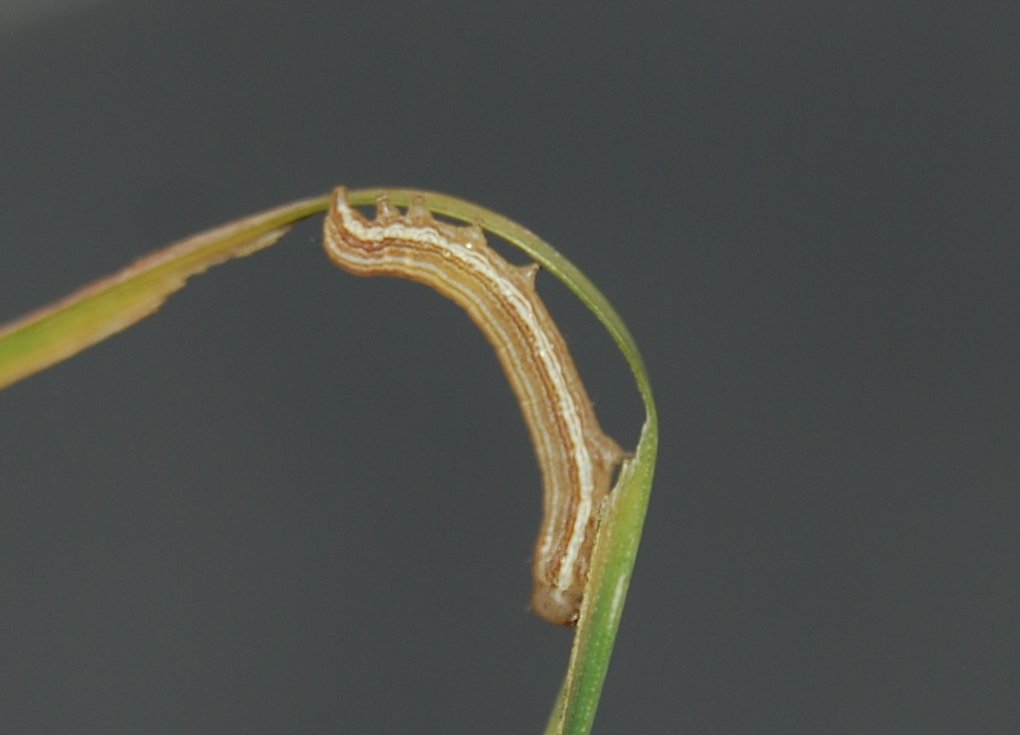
0, 196, 328, 389
348, 189, 659, 735
1, 187, 657, 733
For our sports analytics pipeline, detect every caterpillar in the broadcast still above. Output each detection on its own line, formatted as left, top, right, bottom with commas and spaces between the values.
323, 188, 623, 625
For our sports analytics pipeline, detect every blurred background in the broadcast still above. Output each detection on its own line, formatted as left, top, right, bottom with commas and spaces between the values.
2, 2, 1018, 732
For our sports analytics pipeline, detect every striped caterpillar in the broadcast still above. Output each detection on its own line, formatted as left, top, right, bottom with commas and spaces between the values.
323, 188, 624, 625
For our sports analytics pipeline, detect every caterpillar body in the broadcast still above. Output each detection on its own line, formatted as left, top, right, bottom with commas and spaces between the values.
323, 188, 623, 625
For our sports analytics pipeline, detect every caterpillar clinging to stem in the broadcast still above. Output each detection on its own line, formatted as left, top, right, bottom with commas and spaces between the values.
323, 188, 624, 626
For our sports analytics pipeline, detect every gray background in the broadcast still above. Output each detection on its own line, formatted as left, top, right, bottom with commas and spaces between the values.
2, 2, 1018, 733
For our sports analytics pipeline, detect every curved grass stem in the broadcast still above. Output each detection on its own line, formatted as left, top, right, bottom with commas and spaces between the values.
0, 187, 657, 735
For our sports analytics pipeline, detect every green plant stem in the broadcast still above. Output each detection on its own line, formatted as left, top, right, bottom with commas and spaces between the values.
0, 188, 657, 735
0, 196, 328, 389
351, 190, 658, 735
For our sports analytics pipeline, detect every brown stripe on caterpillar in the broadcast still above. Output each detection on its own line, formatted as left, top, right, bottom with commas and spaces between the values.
323, 188, 624, 625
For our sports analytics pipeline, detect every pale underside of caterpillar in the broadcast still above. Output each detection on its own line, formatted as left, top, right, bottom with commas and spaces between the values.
323, 188, 624, 625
